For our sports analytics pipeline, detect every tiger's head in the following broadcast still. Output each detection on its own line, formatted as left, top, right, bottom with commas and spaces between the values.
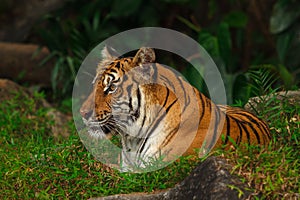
80, 47, 156, 139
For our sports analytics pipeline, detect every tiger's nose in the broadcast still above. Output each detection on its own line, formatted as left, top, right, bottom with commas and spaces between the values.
95, 111, 109, 121
80, 109, 93, 120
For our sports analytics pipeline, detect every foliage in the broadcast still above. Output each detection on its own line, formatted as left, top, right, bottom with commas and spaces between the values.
37, 3, 111, 99
214, 68, 300, 199
270, 0, 300, 89
215, 95, 300, 199
179, 0, 299, 104
36, 0, 160, 99
35, 0, 299, 103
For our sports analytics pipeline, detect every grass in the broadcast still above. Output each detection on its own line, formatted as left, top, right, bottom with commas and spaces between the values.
0, 93, 199, 199
0, 91, 299, 199
215, 93, 300, 199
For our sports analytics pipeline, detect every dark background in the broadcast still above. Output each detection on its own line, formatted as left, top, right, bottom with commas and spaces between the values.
1, 0, 299, 105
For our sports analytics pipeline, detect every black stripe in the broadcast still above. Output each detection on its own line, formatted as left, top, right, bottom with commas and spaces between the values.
166, 99, 178, 113
121, 68, 125, 74
136, 108, 147, 140
233, 111, 268, 143
134, 87, 142, 119
107, 74, 115, 80
206, 97, 212, 113
198, 93, 206, 123
261, 122, 271, 139
129, 96, 133, 113
157, 86, 170, 115
160, 125, 180, 148
110, 68, 118, 73
126, 84, 133, 96
112, 77, 120, 83
247, 122, 261, 144
160, 75, 175, 91
145, 99, 175, 141
234, 111, 262, 128
137, 114, 146, 142
178, 77, 190, 114
140, 115, 147, 132
207, 107, 221, 150
229, 117, 243, 145
235, 121, 243, 145
122, 73, 128, 82
241, 122, 251, 145
254, 120, 271, 142
224, 115, 231, 144
114, 62, 121, 69
177, 76, 186, 93
138, 137, 148, 154
162, 87, 170, 108
260, 122, 271, 143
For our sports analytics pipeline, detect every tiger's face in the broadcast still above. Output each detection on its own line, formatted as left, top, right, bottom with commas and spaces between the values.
80, 47, 156, 139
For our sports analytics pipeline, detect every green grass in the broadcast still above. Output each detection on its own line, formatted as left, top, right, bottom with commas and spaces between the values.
0, 93, 199, 199
214, 94, 300, 199
0, 92, 299, 199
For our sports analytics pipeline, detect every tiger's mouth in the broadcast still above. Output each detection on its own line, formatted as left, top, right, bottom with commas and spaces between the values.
82, 112, 130, 138
83, 116, 113, 135
88, 123, 111, 134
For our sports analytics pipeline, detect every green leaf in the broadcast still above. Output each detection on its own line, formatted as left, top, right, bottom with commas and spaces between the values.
276, 32, 293, 63
177, 16, 201, 32
270, 0, 300, 34
38, 51, 60, 67
233, 74, 251, 105
217, 22, 232, 70
51, 57, 64, 93
198, 32, 219, 57
277, 64, 294, 89
92, 11, 101, 32
110, 0, 142, 17
223, 11, 248, 28
66, 56, 76, 80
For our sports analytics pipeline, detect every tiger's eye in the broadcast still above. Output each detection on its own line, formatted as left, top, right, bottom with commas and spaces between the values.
109, 84, 116, 91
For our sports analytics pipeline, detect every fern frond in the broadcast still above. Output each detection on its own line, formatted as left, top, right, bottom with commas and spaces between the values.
247, 68, 279, 97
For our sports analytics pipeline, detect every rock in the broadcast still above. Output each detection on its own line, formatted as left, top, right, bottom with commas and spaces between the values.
0, 79, 70, 138
244, 90, 300, 114
90, 156, 255, 200
0, 42, 53, 87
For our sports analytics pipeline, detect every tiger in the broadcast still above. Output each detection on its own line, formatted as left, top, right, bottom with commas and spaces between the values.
80, 46, 271, 171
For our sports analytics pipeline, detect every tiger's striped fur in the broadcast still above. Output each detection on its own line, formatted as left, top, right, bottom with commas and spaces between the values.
80, 47, 271, 170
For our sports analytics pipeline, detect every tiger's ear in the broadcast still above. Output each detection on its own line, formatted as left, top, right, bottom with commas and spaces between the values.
130, 48, 156, 83
97, 46, 120, 72
101, 46, 120, 62
132, 47, 156, 66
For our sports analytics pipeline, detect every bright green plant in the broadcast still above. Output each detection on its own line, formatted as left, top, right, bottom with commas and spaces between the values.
37, 0, 161, 99
38, 11, 107, 99
178, 6, 261, 104
35, 0, 299, 105
0, 92, 52, 140
213, 68, 299, 199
